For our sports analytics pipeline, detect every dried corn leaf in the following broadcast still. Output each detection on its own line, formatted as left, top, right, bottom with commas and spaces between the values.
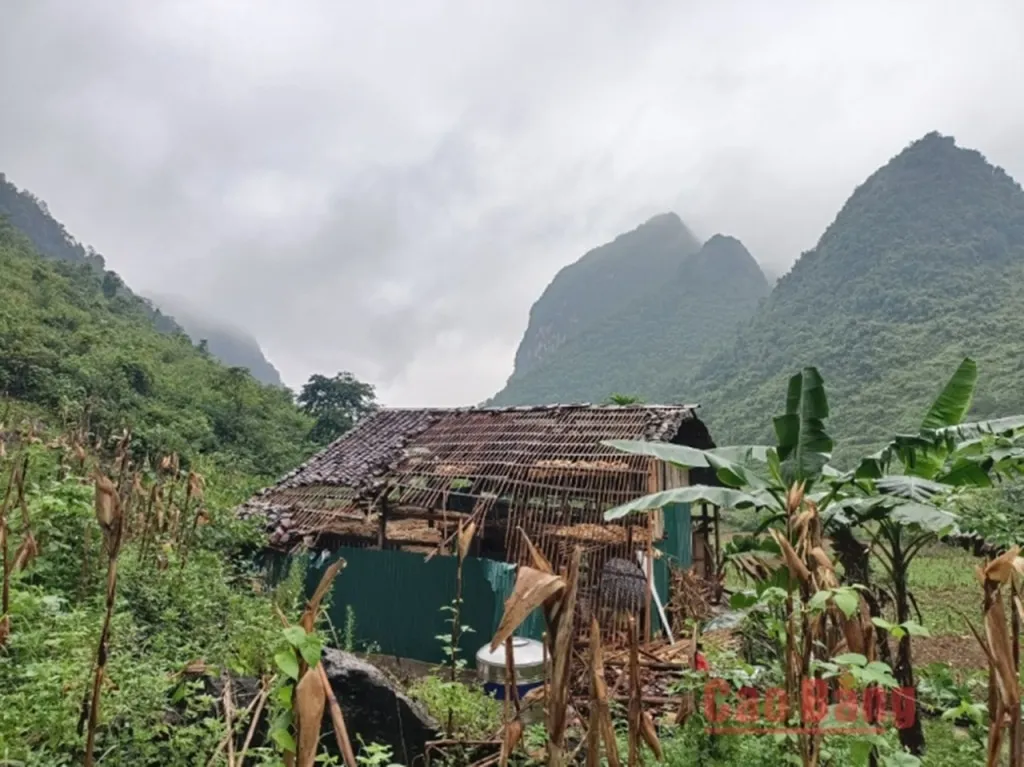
640, 711, 663, 761
457, 520, 477, 560
499, 718, 523, 767
295, 670, 326, 767
547, 548, 581, 745
984, 547, 1021, 585
675, 693, 695, 726
770, 529, 811, 584
491, 567, 565, 651
588, 617, 620, 767
810, 546, 833, 572
793, 510, 815, 537
840, 613, 867, 656
986, 699, 1005, 767
188, 471, 205, 501
302, 558, 346, 633
518, 528, 553, 574
94, 476, 119, 529
11, 532, 38, 572
985, 594, 1019, 707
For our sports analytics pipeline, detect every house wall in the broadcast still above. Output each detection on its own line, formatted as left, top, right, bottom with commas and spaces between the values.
303, 547, 544, 667
652, 463, 692, 637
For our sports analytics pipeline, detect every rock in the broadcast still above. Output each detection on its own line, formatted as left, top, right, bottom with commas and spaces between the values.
321, 648, 441, 765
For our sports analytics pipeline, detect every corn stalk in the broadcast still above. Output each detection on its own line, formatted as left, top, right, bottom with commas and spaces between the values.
82, 471, 126, 766
965, 547, 1023, 766
771, 482, 876, 767
491, 531, 579, 767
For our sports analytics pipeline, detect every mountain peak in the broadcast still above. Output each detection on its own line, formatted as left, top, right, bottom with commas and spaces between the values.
491, 221, 768, 405
641, 211, 683, 229
510, 212, 701, 375
688, 234, 761, 276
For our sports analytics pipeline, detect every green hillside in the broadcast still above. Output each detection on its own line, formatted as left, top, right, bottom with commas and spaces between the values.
0, 173, 284, 385
0, 218, 311, 474
682, 132, 1024, 461
492, 222, 769, 405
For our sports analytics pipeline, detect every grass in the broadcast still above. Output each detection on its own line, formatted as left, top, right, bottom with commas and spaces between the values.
903, 546, 978, 638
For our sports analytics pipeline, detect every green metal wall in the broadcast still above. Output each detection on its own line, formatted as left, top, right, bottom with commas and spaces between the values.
300, 506, 691, 665
653, 502, 692, 635
305, 548, 545, 667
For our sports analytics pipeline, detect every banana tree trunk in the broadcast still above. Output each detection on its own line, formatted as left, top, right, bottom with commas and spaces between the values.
892, 561, 925, 756
832, 525, 870, 587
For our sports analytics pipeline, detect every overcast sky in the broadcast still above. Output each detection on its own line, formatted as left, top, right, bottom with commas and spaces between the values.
3, 1, 1024, 406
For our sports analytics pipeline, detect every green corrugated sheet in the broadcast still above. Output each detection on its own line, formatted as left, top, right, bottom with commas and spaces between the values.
299, 507, 692, 664
653, 502, 692, 635
306, 548, 523, 666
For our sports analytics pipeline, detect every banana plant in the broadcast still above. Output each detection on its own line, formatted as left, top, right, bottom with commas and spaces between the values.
603, 367, 840, 521
602, 358, 1024, 756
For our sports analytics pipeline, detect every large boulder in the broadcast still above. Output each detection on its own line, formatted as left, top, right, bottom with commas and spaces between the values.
321, 649, 441, 766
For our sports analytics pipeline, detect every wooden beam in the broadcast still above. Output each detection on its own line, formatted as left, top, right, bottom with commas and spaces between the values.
713, 505, 721, 581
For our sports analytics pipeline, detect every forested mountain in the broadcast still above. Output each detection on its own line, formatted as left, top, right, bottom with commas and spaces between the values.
510, 212, 702, 376
0, 173, 283, 384
681, 132, 1024, 461
491, 221, 769, 405
148, 293, 285, 387
0, 218, 311, 474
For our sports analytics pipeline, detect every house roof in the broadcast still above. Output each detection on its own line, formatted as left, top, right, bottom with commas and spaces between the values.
238, 403, 711, 544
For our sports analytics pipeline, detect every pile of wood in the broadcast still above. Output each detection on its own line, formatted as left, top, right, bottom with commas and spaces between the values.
667, 567, 716, 625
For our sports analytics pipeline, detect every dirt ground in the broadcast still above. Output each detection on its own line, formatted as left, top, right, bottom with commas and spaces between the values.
912, 634, 989, 670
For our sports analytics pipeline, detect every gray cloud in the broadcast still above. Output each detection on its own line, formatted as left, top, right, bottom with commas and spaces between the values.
3, 0, 1024, 405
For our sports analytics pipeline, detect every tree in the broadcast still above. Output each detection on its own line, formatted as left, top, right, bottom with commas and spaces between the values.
298, 371, 377, 445
606, 393, 643, 405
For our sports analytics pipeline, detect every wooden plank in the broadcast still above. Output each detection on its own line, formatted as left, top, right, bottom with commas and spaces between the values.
713, 505, 721, 582
649, 461, 664, 540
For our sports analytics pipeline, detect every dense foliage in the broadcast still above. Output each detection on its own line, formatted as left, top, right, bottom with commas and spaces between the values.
0, 173, 283, 385
0, 220, 312, 475
0, 446, 310, 765
492, 230, 769, 405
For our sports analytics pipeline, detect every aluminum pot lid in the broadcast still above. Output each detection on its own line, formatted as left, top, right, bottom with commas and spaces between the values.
476, 636, 545, 666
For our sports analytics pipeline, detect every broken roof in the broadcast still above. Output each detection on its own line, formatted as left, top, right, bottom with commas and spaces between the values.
239, 403, 711, 540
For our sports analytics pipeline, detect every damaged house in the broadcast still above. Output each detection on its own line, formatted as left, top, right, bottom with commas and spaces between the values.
238, 404, 722, 664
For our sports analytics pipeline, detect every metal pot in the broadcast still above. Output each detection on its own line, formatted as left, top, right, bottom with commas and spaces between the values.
476, 636, 545, 701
